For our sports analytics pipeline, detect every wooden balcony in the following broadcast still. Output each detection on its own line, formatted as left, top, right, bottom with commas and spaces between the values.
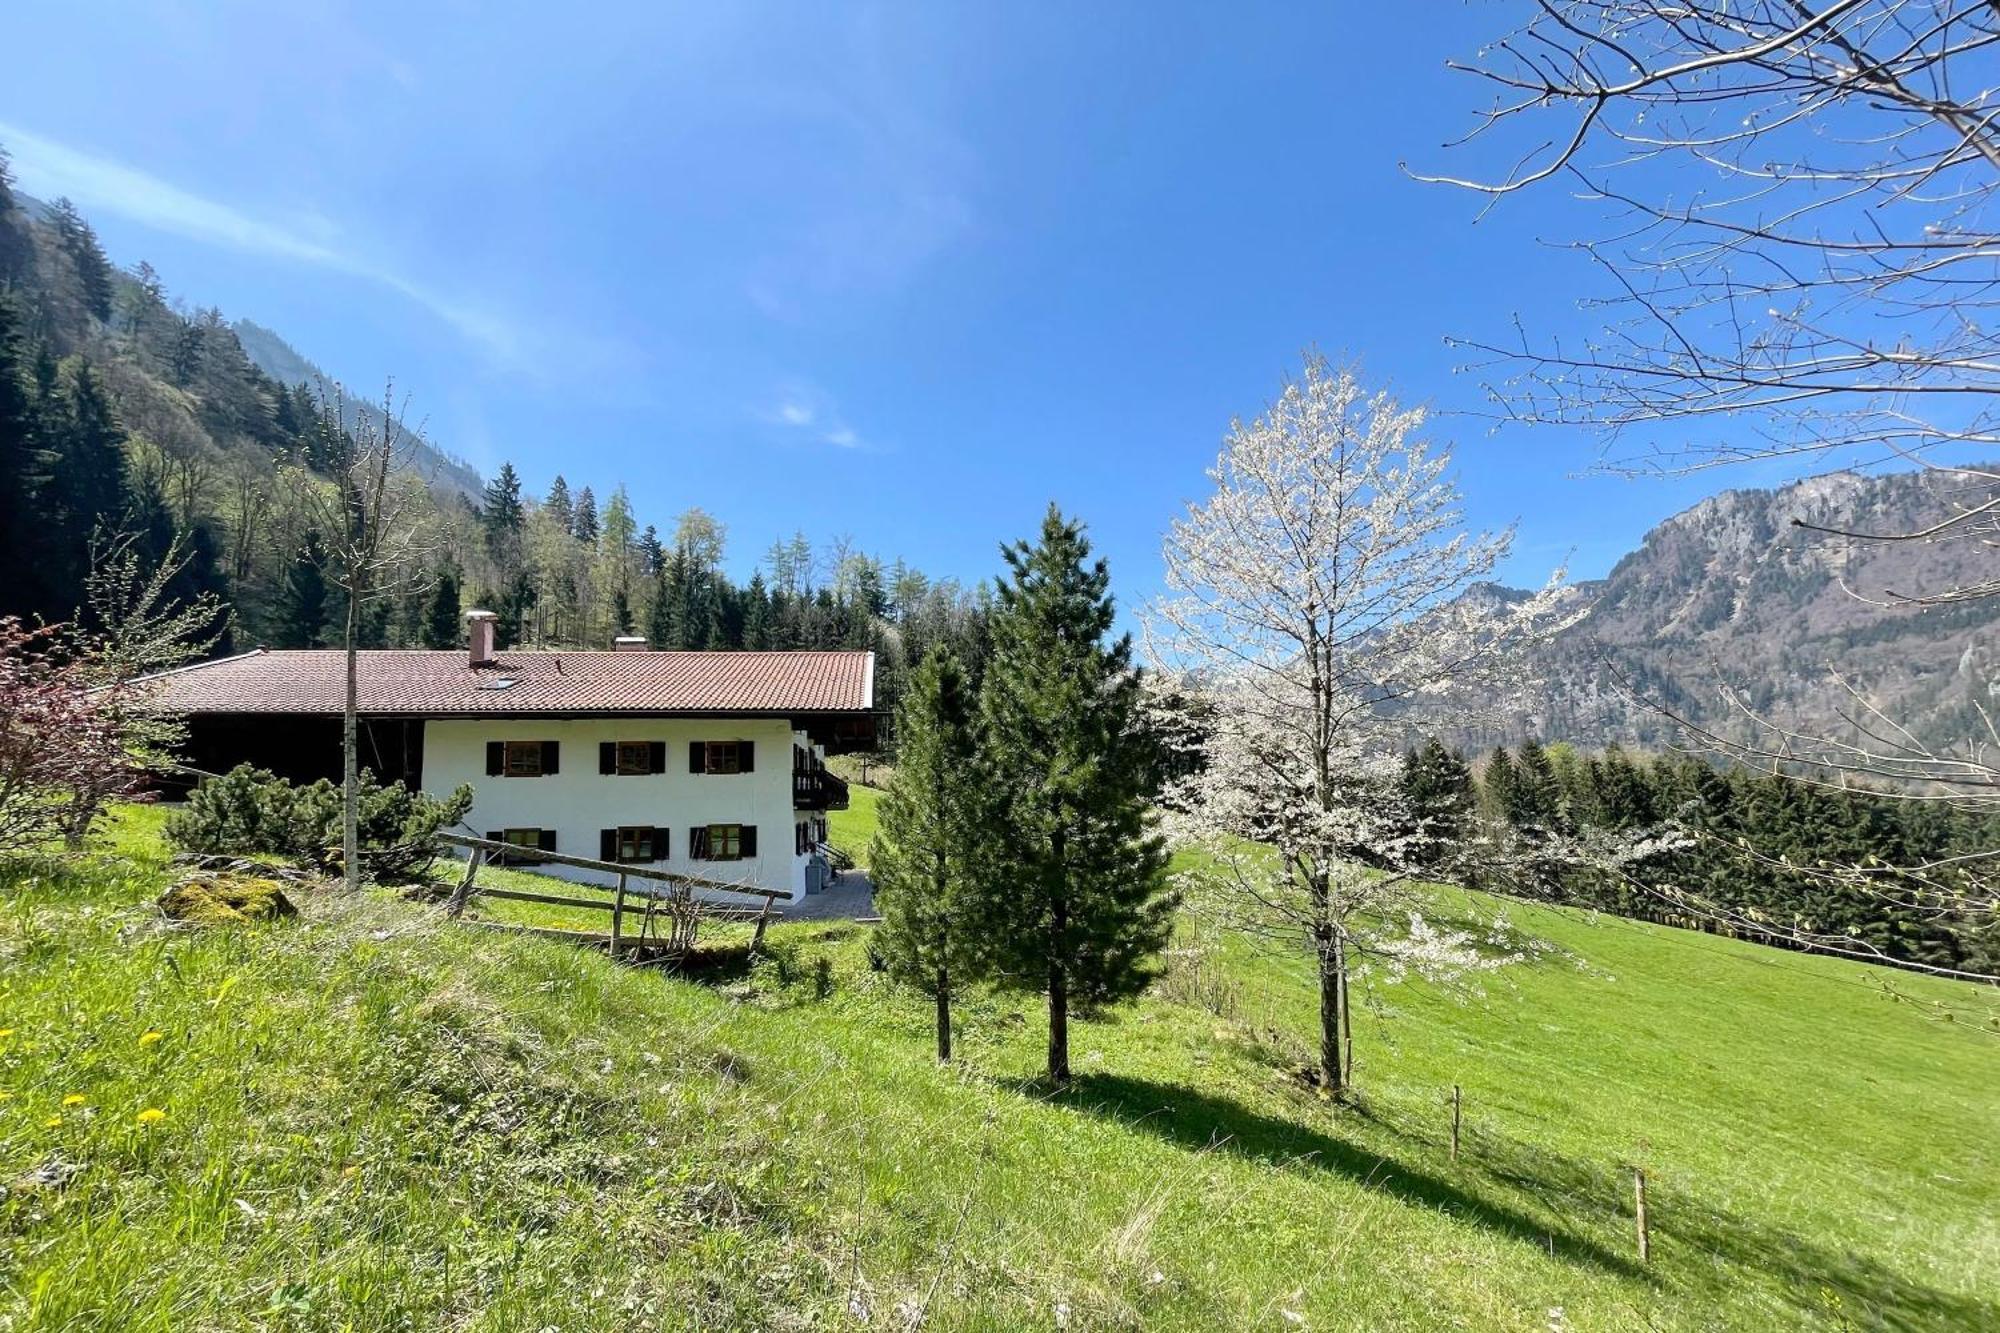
792, 766, 850, 811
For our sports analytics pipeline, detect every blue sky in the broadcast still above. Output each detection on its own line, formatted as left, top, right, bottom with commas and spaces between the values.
2, 2, 1750, 601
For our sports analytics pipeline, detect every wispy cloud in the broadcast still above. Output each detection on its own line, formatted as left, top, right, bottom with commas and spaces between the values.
758, 386, 870, 450
0, 121, 535, 369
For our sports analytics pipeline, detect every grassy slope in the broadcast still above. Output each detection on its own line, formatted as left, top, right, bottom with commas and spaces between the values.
827, 783, 881, 867
0, 808, 1994, 1331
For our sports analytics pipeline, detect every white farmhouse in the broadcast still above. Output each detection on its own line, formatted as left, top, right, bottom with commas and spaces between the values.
137, 612, 873, 901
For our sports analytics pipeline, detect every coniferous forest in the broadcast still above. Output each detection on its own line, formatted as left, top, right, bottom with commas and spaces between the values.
1397, 737, 2000, 977
0, 143, 990, 722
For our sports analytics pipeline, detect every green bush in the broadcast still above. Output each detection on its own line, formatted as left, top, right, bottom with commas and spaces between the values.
166, 765, 473, 879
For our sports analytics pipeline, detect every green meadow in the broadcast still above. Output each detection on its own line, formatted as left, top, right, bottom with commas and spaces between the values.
0, 804, 1993, 1330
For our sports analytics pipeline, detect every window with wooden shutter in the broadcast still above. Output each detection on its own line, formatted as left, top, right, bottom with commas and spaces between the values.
614, 741, 652, 775
698, 824, 747, 860
694, 741, 751, 775
500, 740, 546, 777
493, 827, 545, 865
619, 826, 655, 861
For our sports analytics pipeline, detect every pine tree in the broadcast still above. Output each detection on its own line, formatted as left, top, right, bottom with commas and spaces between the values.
981, 505, 1174, 1085
423, 568, 462, 648
870, 646, 996, 1061
572, 486, 599, 545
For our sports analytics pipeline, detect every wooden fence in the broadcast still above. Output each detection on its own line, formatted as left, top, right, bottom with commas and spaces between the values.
436, 832, 785, 962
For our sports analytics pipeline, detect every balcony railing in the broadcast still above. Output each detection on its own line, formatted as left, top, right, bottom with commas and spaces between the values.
792, 766, 850, 811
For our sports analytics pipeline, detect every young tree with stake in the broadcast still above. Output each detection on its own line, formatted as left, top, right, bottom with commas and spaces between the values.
288, 384, 447, 891
1150, 355, 1582, 1095
983, 506, 1175, 1087
869, 645, 996, 1063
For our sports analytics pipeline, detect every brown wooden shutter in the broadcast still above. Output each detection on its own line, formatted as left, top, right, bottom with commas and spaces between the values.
649, 741, 666, 773
739, 741, 754, 773
485, 742, 504, 776
599, 742, 615, 774
657, 826, 668, 858
689, 742, 704, 774
600, 828, 617, 861
541, 741, 560, 774
538, 829, 557, 852
740, 825, 757, 857
690, 826, 709, 859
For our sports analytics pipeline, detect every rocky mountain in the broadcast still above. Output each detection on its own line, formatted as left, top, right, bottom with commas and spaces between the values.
1449, 467, 1999, 755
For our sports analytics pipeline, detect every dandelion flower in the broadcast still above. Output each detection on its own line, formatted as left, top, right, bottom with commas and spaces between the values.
135, 1108, 166, 1125
43, 1117, 61, 1128
61, 1094, 85, 1107
0, 1028, 15, 1039
139, 1030, 164, 1046
0, 1090, 12, 1101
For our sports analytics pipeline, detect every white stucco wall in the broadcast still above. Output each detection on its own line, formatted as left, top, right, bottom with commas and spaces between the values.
421, 716, 810, 899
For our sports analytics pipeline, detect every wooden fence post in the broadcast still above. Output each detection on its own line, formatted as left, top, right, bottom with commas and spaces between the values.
1450, 1084, 1461, 1162
610, 872, 627, 960
1633, 1167, 1650, 1264
445, 848, 483, 918
750, 892, 775, 953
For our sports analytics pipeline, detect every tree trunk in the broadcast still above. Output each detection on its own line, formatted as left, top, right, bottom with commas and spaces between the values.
1337, 931, 1353, 1086
935, 967, 952, 1064
1317, 926, 1346, 1096
1047, 829, 1071, 1086
342, 587, 361, 893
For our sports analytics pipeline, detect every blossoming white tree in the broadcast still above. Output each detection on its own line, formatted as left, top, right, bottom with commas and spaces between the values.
1149, 354, 1582, 1096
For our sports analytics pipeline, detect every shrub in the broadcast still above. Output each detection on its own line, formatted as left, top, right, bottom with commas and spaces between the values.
166, 765, 473, 880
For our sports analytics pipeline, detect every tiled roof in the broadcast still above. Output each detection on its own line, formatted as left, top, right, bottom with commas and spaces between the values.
134, 649, 875, 716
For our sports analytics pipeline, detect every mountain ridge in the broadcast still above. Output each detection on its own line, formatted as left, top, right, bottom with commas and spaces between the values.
1449, 465, 1998, 754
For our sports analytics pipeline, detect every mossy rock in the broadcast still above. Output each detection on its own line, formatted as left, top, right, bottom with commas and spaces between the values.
158, 873, 299, 926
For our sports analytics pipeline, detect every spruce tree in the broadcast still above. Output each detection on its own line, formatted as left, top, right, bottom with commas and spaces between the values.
0, 293, 40, 618
870, 646, 996, 1062
481, 462, 526, 558
423, 568, 462, 648
543, 475, 573, 531
572, 486, 600, 545
743, 572, 773, 649
275, 533, 332, 647
50, 198, 114, 324
981, 505, 1174, 1085
1399, 737, 1475, 871
41, 362, 129, 615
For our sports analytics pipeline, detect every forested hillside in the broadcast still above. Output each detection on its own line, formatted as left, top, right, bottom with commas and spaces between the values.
0, 143, 989, 723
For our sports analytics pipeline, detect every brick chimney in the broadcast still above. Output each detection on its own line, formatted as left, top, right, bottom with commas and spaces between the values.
612, 635, 649, 651
465, 609, 498, 666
